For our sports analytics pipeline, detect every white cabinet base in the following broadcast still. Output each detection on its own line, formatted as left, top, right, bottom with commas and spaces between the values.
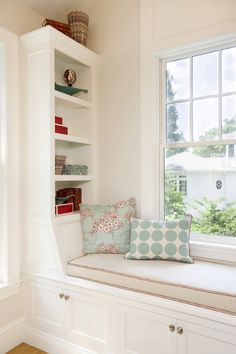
24, 275, 236, 354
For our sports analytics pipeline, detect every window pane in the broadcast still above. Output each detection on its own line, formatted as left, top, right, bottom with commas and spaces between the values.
222, 47, 236, 93
193, 52, 218, 97
166, 58, 190, 101
193, 98, 219, 141
222, 95, 236, 139
165, 146, 236, 236
166, 102, 189, 143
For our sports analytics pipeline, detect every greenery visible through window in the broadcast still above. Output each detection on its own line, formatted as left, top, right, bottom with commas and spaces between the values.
163, 46, 236, 237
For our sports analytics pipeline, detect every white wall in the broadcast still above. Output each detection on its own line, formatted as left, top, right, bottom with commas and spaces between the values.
87, 0, 141, 211
0, 0, 43, 35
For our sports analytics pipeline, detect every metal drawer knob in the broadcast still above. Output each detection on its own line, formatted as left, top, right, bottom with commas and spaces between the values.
169, 324, 175, 332
59, 293, 64, 299
177, 327, 183, 335
64, 295, 70, 301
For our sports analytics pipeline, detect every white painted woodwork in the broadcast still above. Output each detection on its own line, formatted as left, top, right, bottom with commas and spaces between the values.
54, 175, 93, 182
0, 27, 20, 284
118, 304, 176, 354
25, 277, 236, 354
27, 282, 67, 337
20, 27, 98, 275
177, 319, 236, 354
54, 134, 92, 145
68, 290, 113, 353
55, 91, 91, 109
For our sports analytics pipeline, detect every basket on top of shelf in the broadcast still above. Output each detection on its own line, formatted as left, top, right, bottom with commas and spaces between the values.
68, 11, 89, 46
55, 155, 66, 175
42, 18, 71, 38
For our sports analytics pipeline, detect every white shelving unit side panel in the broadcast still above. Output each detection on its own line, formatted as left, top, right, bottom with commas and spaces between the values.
21, 32, 63, 274
21, 26, 99, 275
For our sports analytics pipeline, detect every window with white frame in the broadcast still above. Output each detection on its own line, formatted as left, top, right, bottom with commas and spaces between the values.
161, 42, 236, 239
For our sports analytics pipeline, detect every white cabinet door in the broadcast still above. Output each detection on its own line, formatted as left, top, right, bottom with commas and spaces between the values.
118, 304, 177, 354
26, 282, 67, 336
177, 320, 236, 354
67, 290, 114, 353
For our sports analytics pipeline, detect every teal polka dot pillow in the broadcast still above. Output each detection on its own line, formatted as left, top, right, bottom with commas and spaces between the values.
80, 198, 136, 254
125, 215, 193, 263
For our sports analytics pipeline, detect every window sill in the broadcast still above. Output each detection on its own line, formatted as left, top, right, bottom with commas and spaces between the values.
0, 281, 22, 301
190, 238, 236, 265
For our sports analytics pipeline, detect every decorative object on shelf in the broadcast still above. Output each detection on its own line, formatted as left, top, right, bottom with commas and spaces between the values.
80, 198, 136, 254
54, 115, 68, 135
55, 195, 75, 205
62, 164, 88, 175
55, 124, 68, 135
56, 187, 82, 211
64, 69, 77, 87
55, 155, 66, 175
55, 202, 74, 215
42, 18, 71, 37
55, 83, 88, 96
68, 11, 89, 46
55, 115, 63, 125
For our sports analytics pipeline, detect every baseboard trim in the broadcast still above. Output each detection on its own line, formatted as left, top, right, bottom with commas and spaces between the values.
0, 317, 25, 354
24, 326, 98, 354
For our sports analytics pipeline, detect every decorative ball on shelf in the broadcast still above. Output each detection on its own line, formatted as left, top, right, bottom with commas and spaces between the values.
64, 69, 77, 87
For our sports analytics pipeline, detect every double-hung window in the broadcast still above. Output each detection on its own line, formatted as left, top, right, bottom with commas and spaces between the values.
160, 38, 236, 250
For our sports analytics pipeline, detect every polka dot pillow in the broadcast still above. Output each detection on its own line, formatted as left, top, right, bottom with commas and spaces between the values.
125, 215, 193, 263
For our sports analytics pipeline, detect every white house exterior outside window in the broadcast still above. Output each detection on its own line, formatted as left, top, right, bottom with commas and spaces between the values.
158, 35, 236, 262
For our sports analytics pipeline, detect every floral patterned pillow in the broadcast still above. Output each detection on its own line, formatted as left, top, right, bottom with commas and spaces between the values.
80, 198, 136, 254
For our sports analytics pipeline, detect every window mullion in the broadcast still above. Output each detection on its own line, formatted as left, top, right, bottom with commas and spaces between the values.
160, 60, 166, 219
162, 60, 167, 145
219, 49, 223, 139
190, 55, 193, 142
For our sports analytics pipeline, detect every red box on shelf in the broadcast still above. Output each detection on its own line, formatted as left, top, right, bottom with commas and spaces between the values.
55, 116, 63, 125
56, 188, 82, 211
55, 203, 74, 215
55, 124, 68, 135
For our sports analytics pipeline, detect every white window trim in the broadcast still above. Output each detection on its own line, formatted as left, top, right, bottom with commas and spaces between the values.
154, 34, 236, 264
0, 27, 20, 286
0, 281, 22, 301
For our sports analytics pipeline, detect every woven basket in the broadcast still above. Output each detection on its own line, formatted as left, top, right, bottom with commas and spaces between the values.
68, 11, 89, 26
67, 11, 89, 46
55, 155, 66, 175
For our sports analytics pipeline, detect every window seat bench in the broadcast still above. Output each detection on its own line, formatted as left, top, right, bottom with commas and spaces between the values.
67, 254, 236, 315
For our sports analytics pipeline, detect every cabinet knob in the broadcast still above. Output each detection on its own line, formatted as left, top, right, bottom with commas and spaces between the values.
169, 324, 175, 332
177, 327, 183, 335
64, 295, 70, 301
59, 293, 65, 299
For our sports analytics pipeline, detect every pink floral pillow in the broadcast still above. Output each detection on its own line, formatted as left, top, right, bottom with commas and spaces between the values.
80, 198, 136, 254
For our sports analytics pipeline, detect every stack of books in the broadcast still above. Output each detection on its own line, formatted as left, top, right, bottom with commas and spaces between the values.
55, 116, 68, 135
56, 188, 82, 212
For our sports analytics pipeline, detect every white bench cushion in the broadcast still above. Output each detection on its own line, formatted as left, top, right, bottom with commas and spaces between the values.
67, 254, 236, 315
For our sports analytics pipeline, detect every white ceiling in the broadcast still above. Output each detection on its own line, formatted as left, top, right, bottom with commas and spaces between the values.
22, 0, 96, 22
